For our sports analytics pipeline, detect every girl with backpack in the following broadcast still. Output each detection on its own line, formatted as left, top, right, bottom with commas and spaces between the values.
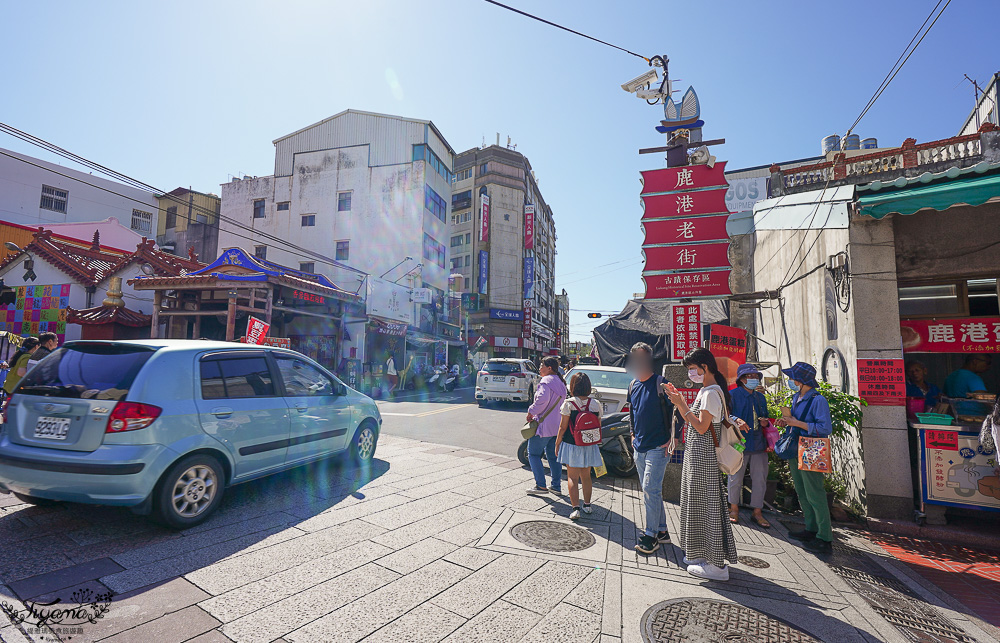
555, 372, 604, 520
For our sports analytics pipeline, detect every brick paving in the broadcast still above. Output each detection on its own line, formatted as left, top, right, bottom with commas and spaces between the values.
0, 435, 996, 643
867, 532, 1000, 628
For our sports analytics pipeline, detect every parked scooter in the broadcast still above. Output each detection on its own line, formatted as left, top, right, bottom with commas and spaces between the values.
441, 366, 458, 392
516, 411, 636, 477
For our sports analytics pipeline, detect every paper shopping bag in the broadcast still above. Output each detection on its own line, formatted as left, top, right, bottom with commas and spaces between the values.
797, 436, 832, 473
593, 454, 608, 478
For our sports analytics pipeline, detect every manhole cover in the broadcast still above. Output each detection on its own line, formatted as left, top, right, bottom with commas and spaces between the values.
737, 556, 770, 569
510, 520, 596, 552
641, 598, 821, 642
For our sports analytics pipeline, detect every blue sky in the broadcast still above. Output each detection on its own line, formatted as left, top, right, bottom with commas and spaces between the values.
1, 0, 993, 340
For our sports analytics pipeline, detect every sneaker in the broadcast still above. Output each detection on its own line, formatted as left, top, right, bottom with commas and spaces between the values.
787, 528, 816, 542
656, 531, 671, 544
570, 508, 582, 521
682, 555, 707, 566
582, 503, 593, 514
526, 486, 549, 496
803, 538, 833, 555
687, 562, 730, 581
548, 486, 562, 495
635, 535, 659, 555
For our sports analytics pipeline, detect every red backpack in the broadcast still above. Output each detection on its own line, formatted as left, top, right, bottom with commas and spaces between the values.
569, 399, 602, 446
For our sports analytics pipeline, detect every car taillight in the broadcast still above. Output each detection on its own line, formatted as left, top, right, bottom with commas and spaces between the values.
621, 402, 630, 413
513, 373, 527, 379
106, 402, 162, 433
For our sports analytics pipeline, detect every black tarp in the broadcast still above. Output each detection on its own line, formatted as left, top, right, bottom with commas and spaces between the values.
592, 299, 728, 373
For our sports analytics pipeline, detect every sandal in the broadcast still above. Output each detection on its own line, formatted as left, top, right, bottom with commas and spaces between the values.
729, 508, 740, 524
751, 514, 771, 529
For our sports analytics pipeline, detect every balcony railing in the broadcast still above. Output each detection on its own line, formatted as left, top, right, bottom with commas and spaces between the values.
775, 126, 995, 195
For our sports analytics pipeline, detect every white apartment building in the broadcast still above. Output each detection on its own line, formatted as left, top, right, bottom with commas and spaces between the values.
218, 110, 455, 301
0, 147, 159, 236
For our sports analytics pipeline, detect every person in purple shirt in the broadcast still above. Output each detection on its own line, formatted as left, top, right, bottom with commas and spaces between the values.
525, 355, 569, 495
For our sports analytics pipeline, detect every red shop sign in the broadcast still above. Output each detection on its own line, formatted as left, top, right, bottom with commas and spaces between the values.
643, 271, 731, 300
640, 162, 729, 195
643, 214, 730, 245
672, 304, 702, 361
708, 324, 747, 364
644, 242, 730, 272
642, 188, 728, 220
924, 430, 958, 450
857, 358, 905, 406
524, 204, 534, 250
901, 317, 1000, 353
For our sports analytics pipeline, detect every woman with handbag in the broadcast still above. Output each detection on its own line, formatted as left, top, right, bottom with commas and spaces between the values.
775, 362, 834, 555
525, 356, 569, 496
665, 347, 739, 581
727, 363, 773, 528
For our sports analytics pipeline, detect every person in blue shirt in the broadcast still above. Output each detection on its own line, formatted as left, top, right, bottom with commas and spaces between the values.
944, 355, 991, 399
727, 364, 772, 528
905, 360, 940, 411
776, 362, 834, 555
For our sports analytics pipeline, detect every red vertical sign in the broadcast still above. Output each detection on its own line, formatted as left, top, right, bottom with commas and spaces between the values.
245, 317, 270, 345
480, 194, 490, 243
671, 304, 702, 361
708, 324, 748, 364
522, 300, 532, 339
524, 204, 534, 249
857, 358, 905, 406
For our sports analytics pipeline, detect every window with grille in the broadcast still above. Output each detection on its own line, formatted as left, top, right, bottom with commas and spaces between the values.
338, 192, 352, 212
39, 185, 68, 213
131, 209, 153, 234
336, 241, 350, 261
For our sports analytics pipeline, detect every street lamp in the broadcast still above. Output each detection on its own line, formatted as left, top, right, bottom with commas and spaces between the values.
380, 256, 414, 279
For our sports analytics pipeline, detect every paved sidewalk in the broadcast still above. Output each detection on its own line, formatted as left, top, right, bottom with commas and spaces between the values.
0, 435, 997, 642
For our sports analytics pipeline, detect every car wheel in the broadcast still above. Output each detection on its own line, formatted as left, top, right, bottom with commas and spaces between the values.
478, 399, 487, 408
11, 492, 59, 506
526, 386, 535, 407
154, 454, 224, 529
350, 421, 379, 464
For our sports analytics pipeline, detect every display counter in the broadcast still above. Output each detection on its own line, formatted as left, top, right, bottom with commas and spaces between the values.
910, 421, 999, 516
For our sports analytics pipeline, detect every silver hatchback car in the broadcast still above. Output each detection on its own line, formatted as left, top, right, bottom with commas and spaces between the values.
0, 340, 381, 528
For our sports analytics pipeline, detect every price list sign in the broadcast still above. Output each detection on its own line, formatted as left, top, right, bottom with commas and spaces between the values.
671, 304, 702, 361
857, 358, 905, 406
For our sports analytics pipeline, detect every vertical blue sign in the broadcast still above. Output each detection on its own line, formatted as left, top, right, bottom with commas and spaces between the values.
478, 250, 489, 295
523, 257, 534, 299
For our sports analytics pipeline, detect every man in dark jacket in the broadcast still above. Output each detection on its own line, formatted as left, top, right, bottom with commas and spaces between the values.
727, 363, 772, 528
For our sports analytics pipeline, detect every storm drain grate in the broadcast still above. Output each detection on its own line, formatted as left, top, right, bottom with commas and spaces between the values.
641, 598, 821, 642
510, 520, 596, 552
737, 556, 771, 569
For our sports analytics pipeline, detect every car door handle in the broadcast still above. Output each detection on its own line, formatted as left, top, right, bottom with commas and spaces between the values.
211, 407, 234, 418
294, 403, 308, 413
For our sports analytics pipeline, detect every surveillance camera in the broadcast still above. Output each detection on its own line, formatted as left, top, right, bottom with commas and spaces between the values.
620, 69, 658, 94
635, 88, 667, 103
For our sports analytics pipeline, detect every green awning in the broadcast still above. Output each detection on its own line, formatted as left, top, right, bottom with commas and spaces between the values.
857, 173, 1000, 219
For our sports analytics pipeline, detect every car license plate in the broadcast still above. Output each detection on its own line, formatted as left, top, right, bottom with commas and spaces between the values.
34, 416, 71, 441
492, 376, 507, 382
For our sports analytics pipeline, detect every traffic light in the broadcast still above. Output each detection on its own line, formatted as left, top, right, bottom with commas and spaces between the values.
587, 313, 602, 319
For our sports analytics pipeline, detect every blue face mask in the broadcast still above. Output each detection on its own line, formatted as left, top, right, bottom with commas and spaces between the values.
745, 378, 759, 389
787, 378, 799, 390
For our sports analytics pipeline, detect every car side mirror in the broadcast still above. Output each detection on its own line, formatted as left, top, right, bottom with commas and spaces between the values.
336, 383, 349, 397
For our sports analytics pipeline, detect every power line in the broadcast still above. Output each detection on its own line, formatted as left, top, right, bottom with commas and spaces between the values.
483, 0, 649, 61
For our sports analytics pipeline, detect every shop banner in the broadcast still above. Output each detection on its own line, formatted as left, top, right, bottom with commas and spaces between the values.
671, 304, 702, 361
640, 162, 728, 195
366, 277, 413, 325
493, 336, 520, 348
901, 317, 1000, 353
490, 308, 523, 321
246, 316, 270, 345
523, 257, 534, 299
410, 288, 432, 304
522, 299, 532, 339
478, 251, 489, 295
726, 176, 769, 213
524, 204, 535, 249
708, 324, 747, 364
857, 358, 905, 406
479, 194, 490, 243
643, 270, 731, 299
643, 214, 731, 245
644, 242, 731, 272
239, 336, 290, 348
461, 293, 481, 311
920, 428, 1000, 510
370, 318, 407, 336
642, 188, 728, 220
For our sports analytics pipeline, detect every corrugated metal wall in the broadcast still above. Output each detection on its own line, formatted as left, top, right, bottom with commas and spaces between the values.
273, 112, 432, 177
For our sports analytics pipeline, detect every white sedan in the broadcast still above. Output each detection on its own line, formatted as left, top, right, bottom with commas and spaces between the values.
564, 365, 633, 415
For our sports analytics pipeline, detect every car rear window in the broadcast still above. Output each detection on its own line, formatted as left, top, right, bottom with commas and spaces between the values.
570, 369, 632, 390
485, 362, 521, 374
16, 344, 155, 400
